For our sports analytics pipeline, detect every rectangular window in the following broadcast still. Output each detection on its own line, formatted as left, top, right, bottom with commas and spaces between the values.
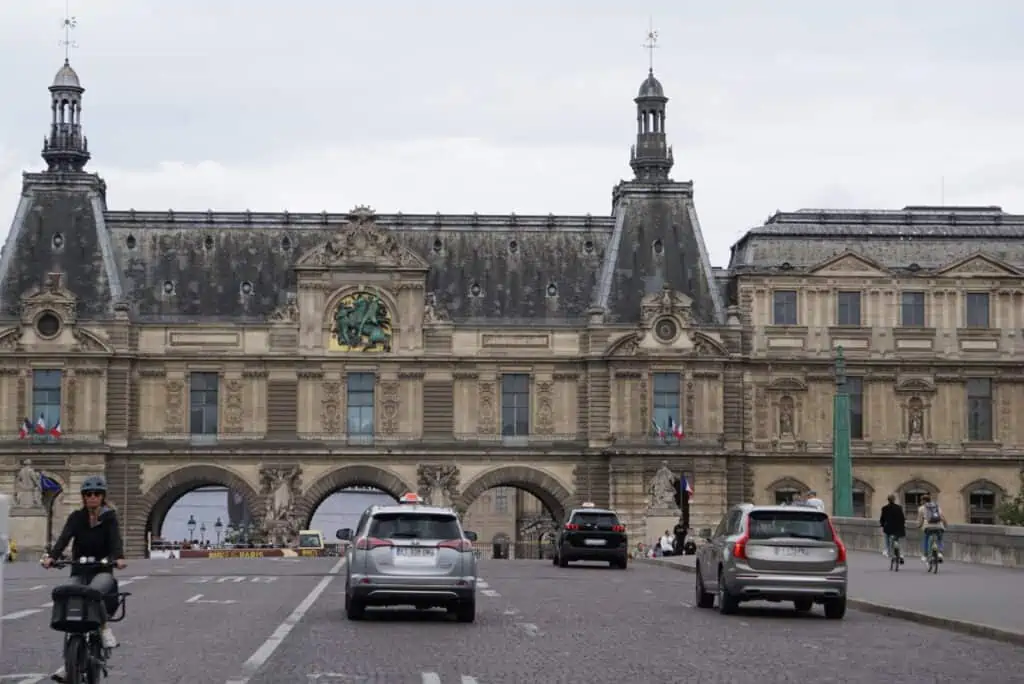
346, 373, 375, 436
900, 291, 926, 327
772, 291, 798, 325
836, 291, 862, 326
968, 489, 996, 525
494, 487, 509, 513
747, 509, 832, 541
368, 511, 461, 540
189, 372, 219, 435
966, 378, 993, 441
32, 369, 62, 434
965, 292, 990, 328
852, 490, 867, 518
652, 372, 681, 437
846, 376, 864, 440
501, 374, 530, 436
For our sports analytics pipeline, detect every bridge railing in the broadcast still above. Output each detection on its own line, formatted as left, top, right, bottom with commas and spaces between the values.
832, 516, 1024, 568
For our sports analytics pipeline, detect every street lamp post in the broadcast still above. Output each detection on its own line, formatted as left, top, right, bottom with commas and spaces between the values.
214, 517, 223, 546
199, 523, 206, 544
832, 346, 854, 516
186, 514, 197, 542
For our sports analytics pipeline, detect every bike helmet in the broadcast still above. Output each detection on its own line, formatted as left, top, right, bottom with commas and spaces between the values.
80, 475, 108, 493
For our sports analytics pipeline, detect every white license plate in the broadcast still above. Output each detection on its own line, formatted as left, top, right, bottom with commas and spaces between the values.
774, 547, 808, 557
396, 547, 435, 557
584, 539, 607, 546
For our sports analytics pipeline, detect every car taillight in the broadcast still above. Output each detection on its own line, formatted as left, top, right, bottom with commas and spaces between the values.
611, 524, 626, 533
827, 519, 847, 563
438, 539, 473, 552
355, 537, 393, 550
565, 523, 579, 531
732, 529, 750, 560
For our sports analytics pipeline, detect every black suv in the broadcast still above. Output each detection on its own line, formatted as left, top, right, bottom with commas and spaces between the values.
553, 504, 628, 569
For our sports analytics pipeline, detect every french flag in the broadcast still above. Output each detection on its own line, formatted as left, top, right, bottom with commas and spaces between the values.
35, 415, 47, 435
18, 417, 32, 439
680, 475, 694, 500
668, 417, 685, 440
50, 419, 62, 439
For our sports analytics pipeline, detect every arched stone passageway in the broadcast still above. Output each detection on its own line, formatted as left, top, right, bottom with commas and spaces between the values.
135, 464, 264, 553
457, 465, 573, 523
293, 465, 415, 530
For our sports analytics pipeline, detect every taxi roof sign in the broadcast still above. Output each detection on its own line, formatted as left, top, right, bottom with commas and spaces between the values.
399, 492, 423, 504
581, 502, 596, 508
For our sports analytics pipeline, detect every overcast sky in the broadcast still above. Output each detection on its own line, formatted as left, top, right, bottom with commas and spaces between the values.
1, 0, 1022, 267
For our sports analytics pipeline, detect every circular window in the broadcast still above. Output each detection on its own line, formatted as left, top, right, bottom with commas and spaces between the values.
125, 234, 137, 249
162, 281, 175, 295
654, 317, 678, 343
470, 282, 482, 297
508, 239, 519, 253
432, 238, 443, 253
52, 233, 65, 249
583, 240, 595, 254
281, 236, 291, 251
36, 311, 61, 339
653, 239, 664, 255
204, 236, 214, 250
240, 281, 254, 295
546, 283, 558, 297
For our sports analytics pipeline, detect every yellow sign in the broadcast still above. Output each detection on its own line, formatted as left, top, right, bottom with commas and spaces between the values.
328, 291, 393, 352
208, 550, 265, 559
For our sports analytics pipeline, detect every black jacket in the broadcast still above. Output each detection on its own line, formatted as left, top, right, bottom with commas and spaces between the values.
879, 502, 906, 537
50, 507, 125, 571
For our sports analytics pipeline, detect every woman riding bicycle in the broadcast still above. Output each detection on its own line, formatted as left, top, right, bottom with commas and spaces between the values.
41, 474, 126, 682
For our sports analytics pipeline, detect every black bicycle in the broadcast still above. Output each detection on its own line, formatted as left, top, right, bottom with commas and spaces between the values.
888, 536, 903, 572
46, 559, 130, 683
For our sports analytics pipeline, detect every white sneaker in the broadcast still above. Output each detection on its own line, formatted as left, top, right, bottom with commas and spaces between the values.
882, 550, 889, 558
920, 556, 927, 563
100, 625, 118, 649
50, 666, 66, 682
937, 552, 944, 562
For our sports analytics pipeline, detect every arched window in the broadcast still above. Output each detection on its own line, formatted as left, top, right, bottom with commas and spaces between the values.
767, 477, 809, 505
963, 480, 1005, 525
852, 478, 874, 518
898, 479, 938, 516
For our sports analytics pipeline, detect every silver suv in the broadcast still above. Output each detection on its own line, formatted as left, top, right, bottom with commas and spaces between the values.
695, 503, 848, 619
338, 493, 479, 622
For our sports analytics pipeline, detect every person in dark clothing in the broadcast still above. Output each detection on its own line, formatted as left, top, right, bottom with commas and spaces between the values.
878, 493, 906, 561
42, 474, 126, 682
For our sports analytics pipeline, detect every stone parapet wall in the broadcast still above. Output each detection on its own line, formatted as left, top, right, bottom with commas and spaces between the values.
832, 516, 1024, 568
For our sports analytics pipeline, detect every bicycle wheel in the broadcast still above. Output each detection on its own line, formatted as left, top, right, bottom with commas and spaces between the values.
63, 634, 87, 683
86, 635, 104, 684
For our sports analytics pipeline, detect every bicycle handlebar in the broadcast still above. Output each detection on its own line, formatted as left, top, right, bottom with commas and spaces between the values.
44, 557, 117, 570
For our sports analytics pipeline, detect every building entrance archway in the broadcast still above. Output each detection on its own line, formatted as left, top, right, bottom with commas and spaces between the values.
293, 465, 415, 531
457, 465, 572, 523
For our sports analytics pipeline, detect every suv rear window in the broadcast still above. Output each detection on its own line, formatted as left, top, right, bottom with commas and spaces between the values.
747, 510, 832, 541
570, 512, 621, 529
368, 512, 461, 540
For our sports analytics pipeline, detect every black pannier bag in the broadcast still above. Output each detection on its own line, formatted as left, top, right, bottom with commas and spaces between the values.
50, 584, 108, 633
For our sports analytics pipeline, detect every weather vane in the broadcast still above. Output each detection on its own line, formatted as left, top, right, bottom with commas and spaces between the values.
643, 20, 659, 72
60, 0, 78, 62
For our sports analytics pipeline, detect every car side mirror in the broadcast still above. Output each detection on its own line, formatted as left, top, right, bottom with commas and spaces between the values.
463, 530, 478, 542
336, 528, 352, 541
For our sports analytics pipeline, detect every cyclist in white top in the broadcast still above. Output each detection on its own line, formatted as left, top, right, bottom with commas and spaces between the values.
916, 494, 946, 563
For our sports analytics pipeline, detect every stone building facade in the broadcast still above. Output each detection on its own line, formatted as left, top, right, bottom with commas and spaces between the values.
1, 59, 1021, 554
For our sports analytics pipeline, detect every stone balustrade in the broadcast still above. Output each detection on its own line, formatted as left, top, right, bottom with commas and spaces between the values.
831, 516, 1024, 568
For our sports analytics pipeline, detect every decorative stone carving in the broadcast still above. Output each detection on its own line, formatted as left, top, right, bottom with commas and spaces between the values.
417, 464, 460, 508
296, 206, 427, 269
71, 329, 109, 353
908, 397, 924, 439
65, 371, 77, 433
321, 381, 342, 434
259, 465, 302, 546
640, 284, 693, 328
638, 374, 649, 433
380, 380, 400, 433
423, 292, 450, 323
608, 334, 638, 357
224, 378, 244, 433
535, 380, 554, 434
19, 272, 77, 328
330, 291, 393, 352
0, 329, 20, 351
647, 460, 680, 512
165, 379, 185, 432
268, 294, 299, 323
684, 380, 695, 433
13, 459, 42, 508
779, 395, 795, 437
478, 379, 497, 434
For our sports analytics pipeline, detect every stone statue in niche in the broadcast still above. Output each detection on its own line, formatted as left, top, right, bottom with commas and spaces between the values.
647, 460, 679, 510
779, 396, 795, 437
417, 464, 460, 508
908, 397, 924, 439
13, 458, 42, 508
259, 465, 302, 545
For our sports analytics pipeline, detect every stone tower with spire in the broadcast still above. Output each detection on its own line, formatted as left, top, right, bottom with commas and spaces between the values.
42, 60, 91, 173
629, 69, 674, 182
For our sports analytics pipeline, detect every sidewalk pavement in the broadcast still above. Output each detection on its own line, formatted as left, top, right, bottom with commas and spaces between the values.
637, 549, 1024, 646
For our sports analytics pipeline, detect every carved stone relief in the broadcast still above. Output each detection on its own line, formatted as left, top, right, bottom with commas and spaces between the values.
321, 381, 342, 434
65, 371, 77, 433
379, 380, 400, 434
165, 379, 185, 433
647, 460, 681, 513
19, 272, 77, 328
423, 292, 450, 324
0, 329, 20, 351
224, 378, 244, 433
638, 375, 649, 434
295, 206, 427, 269
417, 464, 460, 508
640, 284, 693, 328
268, 294, 299, 323
259, 465, 302, 546
478, 379, 497, 434
535, 380, 554, 434
684, 380, 695, 433
754, 387, 768, 442
71, 329, 109, 353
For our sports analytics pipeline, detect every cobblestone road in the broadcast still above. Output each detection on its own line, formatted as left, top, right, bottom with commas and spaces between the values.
3, 557, 1023, 683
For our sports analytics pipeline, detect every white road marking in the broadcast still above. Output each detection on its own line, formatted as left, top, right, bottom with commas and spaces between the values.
461, 677, 479, 684
476, 580, 489, 589
0, 675, 47, 683
515, 621, 542, 637
186, 593, 237, 605
480, 589, 500, 597
679, 600, 693, 608
224, 557, 346, 684
0, 609, 42, 621
187, 575, 277, 584
29, 585, 45, 591
421, 674, 441, 684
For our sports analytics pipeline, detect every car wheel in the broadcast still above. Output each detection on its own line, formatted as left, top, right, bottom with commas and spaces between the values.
793, 598, 813, 613
344, 590, 365, 620
823, 597, 846, 620
452, 597, 475, 623
717, 571, 738, 615
694, 565, 714, 609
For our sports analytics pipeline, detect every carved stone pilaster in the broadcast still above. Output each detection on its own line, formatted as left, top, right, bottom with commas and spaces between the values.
64, 370, 77, 433
478, 379, 497, 434
684, 380, 695, 433
321, 380, 342, 434
223, 378, 244, 433
165, 379, 185, 433
379, 380, 400, 434
638, 374, 649, 433
535, 380, 554, 434
16, 371, 26, 419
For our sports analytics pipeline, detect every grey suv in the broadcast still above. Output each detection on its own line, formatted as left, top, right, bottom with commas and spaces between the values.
695, 503, 848, 619
338, 495, 479, 622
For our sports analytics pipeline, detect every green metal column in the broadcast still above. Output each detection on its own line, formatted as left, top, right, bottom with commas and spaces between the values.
832, 346, 854, 516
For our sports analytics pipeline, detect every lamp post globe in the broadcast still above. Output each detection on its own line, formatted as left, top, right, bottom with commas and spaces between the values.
214, 517, 223, 545
186, 514, 197, 541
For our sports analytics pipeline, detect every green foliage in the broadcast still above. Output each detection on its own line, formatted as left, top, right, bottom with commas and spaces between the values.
997, 472, 1024, 526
